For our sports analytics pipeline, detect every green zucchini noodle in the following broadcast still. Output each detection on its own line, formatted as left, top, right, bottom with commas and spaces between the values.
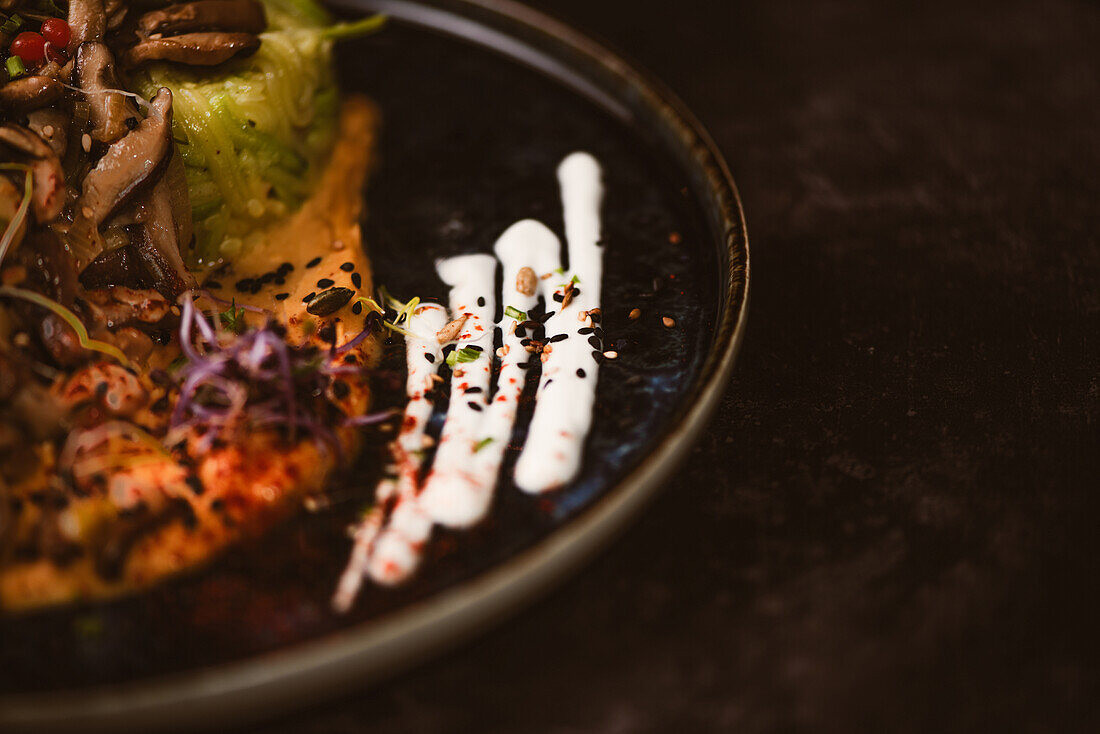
127, 0, 365, 269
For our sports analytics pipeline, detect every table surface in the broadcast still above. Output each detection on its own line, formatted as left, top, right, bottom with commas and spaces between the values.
258, 1, 1099, 731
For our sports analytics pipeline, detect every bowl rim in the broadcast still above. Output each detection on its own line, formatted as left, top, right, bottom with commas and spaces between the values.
0, 1, 750, 730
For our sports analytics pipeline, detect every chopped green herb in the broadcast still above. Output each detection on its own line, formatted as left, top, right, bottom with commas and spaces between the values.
219, 300, 246, 333
5, 55, 26, 80
504, 306, 527, 321
445, 346, 482, 367
1, 13, 24, 36
473, 437, 494, 453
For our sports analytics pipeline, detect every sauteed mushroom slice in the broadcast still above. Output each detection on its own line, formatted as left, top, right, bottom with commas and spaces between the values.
0, 76, 64, 117
27, 109, 69, 159
123, 32, 261, 67
137, 0, 267, 36
68, 88, 174, 266
0, 124, 66, 223
130, 177, 198, 299
67, 0, 107, 52
76, 42, 140, 144
105, 0, 130, 30
80, 238, 154, 292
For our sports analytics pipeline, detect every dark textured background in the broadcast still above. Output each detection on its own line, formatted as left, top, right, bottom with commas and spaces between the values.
260, 0, 1100, 731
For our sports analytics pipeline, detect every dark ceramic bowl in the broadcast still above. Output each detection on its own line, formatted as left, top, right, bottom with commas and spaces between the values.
0, 0, 748, 730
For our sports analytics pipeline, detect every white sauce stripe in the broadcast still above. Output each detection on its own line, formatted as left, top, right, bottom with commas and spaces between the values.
332, 304, 447, 607
417, 255, 497, 528
515, 153, 605, 493
333, 153, 605, 610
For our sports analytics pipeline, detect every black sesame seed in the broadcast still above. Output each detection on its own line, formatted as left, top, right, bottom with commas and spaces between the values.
520, 338, 531, 347
587, 335, 602, 350
275, 292, 290, 301
250, 282, 262, 294
578, 327, 594, 335
552, 293, 564, 303
302, 292, 316, 303
467, 344, 483, 352
516, 327, 527, 338
234, 278, 253, 292
278, 262, 293, 274
185, 475, 204, 496
576, 368, 586, 378
424, 352, 435, 363
351, 272, 362, 289
274, 277, 286, 286
316, 278, 335, 289
465, 386, 483, 394
477, 296, 486, 307
594, 327, 604, 339
260, 271, 276, 284
468, 401, 483, 412
517, 361, 532, 370
548, 334, 568, 343
204, 280, 222, 290
351, 301, 363, 315
545, 379, 554, 387
340, 262, 355, 272
592, 350, 605, 363
306, 256, 322, 268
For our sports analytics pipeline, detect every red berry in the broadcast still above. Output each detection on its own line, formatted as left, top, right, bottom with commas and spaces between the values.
45, 43, 67, 65
9, 32, 46, 66
40, 18, 71, 49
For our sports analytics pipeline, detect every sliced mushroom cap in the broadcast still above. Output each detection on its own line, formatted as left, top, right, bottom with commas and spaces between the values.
123, 32, 261, 67
67, 0, 107, 52
138, 0, 267, 36
0, 124, 66, 223
130, 176, 198, 299
0, 76, 65, 117
26, 108, 70, 159
76, 42, 140, 144
79, 237, 154, 292
67, 88, 174, 267
105, 0, 130, 30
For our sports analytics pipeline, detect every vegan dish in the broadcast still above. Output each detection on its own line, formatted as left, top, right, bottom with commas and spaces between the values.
0, 0, 611, 614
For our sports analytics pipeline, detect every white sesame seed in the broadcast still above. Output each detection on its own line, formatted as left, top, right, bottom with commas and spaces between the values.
81, 133, 92, 152
603, 350, 618, 359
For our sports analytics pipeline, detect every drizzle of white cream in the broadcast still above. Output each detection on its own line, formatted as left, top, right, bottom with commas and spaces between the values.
515, 152, 605, 493
332, 303, 446, 610
334, 153, 605, 609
